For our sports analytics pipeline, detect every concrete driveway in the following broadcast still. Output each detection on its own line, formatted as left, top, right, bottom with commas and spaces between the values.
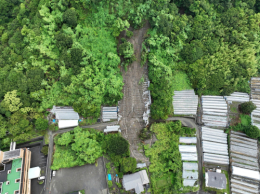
48, 157, 107, 194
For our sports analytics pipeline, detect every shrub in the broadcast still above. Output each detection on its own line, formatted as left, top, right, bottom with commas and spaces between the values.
126, 30, 133, 38
49, 124, 58, 131
108, 180, 113, 188
63, 9, 77, 27
116, 182, 122, 188
41, 146, 48, 155
240, 101, 256, 114
35, 118, 48, 131
120, 157, 137, 173
106, 135, 129, 156
139, 128, 152, 141
118, 172, 123, 178
244, 125, 260, 139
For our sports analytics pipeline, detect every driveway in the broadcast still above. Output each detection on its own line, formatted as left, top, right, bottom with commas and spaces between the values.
48, 157, 107, 194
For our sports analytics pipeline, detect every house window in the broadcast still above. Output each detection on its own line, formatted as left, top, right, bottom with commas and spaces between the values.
15, 179, 20, 183
7, 170, 11, 174
6, 181, 10, 185
0, 164, 5, 172
16, 168, 21, 172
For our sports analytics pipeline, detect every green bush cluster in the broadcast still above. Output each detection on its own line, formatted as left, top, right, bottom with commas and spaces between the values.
240, 101, 257, 114
51, 127, 104, 170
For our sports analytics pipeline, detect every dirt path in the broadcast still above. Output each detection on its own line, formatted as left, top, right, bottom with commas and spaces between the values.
118, 21, 150, 163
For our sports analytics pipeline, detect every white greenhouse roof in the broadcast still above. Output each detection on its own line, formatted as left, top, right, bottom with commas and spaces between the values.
179, 145, 197, 153
179, 137, 197, 144
232, 166, 260, 180
28, 167, 41, 179
183, 162, 198, 171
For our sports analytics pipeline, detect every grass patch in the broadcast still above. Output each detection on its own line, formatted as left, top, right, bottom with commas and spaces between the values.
44, 131, 49, 145
173, 71, 192, 91
240, 114, 251, 126
230, 107, 238, 113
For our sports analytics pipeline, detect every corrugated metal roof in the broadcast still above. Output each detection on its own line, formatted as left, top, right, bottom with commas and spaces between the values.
179, 137, 197, 144
183, 162, 198, 171
173, 90, 198, 115
232, 166, 260, 180
181, 153, 198, 161
179, 145, 197, 153
182, 170, 198, 179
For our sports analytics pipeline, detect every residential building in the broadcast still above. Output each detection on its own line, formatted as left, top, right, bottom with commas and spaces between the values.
122, 170, 149, 194
0, 148, 31, 194
50, 106, 80, 129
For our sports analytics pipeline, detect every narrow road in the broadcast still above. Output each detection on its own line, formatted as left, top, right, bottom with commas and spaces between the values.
118, 21, 150, 163
44, 121, 117, 194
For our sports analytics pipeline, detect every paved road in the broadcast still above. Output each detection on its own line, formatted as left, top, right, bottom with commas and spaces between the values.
44, 121, 117, 194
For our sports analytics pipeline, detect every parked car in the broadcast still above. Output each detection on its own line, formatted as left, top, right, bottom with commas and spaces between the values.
52, 170, 56, 177
38, 176, 45, 180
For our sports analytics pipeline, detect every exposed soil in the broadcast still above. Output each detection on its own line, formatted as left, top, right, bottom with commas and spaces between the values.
118, 21, 150, 164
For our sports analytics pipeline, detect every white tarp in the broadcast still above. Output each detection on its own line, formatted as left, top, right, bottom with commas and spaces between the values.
28, 167, 41, 179
58, 120, 78, 129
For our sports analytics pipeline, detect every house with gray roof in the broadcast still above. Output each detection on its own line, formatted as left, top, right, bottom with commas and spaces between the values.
122, 170, 149, 194
205, 171, 226, 189
50, 106, 80, 129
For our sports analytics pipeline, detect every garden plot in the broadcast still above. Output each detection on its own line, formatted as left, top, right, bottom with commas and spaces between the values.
230, 130, 260, 194
173, 90, 198, 115
201, 96, 228, 127
201, 127, 229, 165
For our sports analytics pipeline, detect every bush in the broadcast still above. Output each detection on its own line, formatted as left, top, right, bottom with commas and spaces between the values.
108, 180, 113, 188
244, 125, 260, 139
240, 101, 256, 114
139, 128, 152, 141
126, 30, 133, 38
35, 118, 48, 131
106, 135, 129, 156
120, 157, 137, 173
63, 9, 77, 27
49, 124, 58, 131
41, 146, 48, 155
118, 172, 123, 178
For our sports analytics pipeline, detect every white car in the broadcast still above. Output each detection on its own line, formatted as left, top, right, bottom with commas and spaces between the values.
38, 176, 45, 180
52, 171, 56, 177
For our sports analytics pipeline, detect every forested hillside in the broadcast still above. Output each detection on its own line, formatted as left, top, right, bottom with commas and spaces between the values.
0, 0, 260, 144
